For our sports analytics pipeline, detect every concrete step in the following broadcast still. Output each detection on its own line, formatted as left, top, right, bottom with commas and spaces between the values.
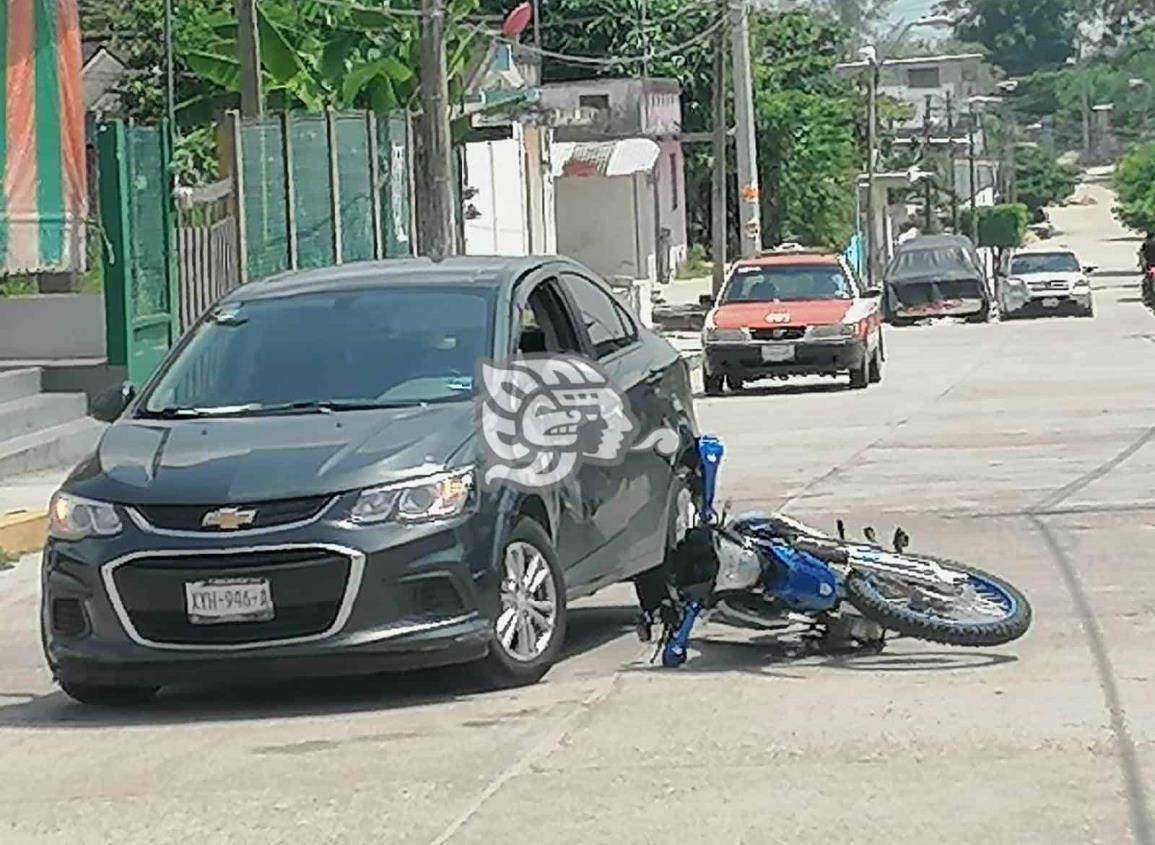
0, 368, 42, 404
0, 392, 89, 442
0, 418, 105, 479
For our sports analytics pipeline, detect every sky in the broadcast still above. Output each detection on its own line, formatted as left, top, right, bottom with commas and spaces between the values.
888, 0, 937, 24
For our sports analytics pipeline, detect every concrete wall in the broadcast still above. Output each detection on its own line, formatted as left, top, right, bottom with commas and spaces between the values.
464, 136, 529, 255
0, 294, 106, 361
462, 124, 557, 258
655, 141, 688, 278
556, 175, 649, 280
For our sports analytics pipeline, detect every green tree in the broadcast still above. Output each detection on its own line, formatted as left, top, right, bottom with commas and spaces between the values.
1014, 146, 1079, 217
938, 0, 1081, 75
757, 90, 857, 247
1114, 142, 1155, 234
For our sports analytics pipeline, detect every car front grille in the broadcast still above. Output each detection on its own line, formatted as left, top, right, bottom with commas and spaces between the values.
134, 496, 333, 533
750, 327, 807, 341
1027, 279, 1070, 292
110, 548, 352, 645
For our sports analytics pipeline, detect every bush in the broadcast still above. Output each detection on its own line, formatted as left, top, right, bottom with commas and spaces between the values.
1114, 143, 1155, 236
960, 204, 1030, 249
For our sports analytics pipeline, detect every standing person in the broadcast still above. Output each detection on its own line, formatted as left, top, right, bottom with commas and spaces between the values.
1140, 233, 1155, 308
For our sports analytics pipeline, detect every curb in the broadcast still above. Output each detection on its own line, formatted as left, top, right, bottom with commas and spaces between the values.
0, 510, 48, 557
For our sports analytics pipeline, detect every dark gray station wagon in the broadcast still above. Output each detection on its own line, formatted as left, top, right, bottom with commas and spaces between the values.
41, 257, 699, 705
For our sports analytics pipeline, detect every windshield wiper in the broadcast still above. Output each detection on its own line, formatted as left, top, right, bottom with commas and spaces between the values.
138, 404, 262, 419
242, 399, 432, 415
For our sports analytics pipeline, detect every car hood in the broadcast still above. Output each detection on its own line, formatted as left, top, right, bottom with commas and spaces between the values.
713, 299, 853, 329
65, 403, 479, 505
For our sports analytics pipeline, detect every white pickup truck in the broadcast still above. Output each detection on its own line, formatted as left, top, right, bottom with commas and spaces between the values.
998, 247, 1095, 319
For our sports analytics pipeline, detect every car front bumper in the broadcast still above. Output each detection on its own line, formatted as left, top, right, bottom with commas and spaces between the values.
704, 338, 867, 379
1009, 290, 1093, 315
41, 506, 500, 688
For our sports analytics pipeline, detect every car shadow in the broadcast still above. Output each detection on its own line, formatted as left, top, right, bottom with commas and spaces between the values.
695, 381, 848, 400
0, 605, 640, 729
624, 634, 1019, 678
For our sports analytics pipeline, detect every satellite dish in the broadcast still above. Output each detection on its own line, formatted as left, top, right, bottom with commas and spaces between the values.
502, 2, 534, 38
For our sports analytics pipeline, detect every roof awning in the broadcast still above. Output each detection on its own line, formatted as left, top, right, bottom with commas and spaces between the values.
552, 139, 661, 178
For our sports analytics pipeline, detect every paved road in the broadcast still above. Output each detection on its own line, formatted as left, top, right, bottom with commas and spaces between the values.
2, 184, 1153, 844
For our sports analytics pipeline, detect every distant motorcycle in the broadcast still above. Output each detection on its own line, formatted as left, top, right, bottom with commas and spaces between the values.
645, 437, 1033, 667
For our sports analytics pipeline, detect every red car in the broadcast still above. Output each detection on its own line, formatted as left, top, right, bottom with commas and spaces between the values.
700, 247, 885, 394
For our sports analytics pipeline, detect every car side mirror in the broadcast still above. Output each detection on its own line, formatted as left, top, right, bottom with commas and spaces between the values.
698, 294, 716, 307
92, 381, 136, 423
1084, 265, 1098, 275
861, 287, 882, 298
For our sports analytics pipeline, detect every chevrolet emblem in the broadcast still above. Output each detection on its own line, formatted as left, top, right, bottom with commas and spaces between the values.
201, 507, 258, 531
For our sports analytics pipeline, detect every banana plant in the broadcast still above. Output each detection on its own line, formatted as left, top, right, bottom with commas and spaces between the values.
179, 0, 482, 115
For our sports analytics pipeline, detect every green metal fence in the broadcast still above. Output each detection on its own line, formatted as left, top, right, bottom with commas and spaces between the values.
227, 110, 414, 284
97, 110, 414, 387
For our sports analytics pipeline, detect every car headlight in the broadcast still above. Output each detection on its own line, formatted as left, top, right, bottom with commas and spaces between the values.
349, 468, 474, 525
1073, 278, 1091, 290
703, 327, 750, 343
48, 492, 123, 540
1004, 277, 1026, 286
809, 323, 856, 339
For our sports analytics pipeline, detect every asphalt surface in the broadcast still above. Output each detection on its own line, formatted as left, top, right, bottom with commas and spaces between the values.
2, 182, 1153, 844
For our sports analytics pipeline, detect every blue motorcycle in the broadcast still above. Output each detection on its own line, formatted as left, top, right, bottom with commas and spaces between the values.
649, 436, 1032, 668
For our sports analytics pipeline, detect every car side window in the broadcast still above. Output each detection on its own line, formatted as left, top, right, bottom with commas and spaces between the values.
517, 279, 582, 355
559, 274, 636, 359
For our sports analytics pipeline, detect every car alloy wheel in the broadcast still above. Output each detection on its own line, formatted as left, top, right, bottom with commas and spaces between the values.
495, 540, 560, 662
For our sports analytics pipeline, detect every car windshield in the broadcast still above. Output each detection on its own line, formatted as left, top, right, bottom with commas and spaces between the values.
1010, 253, 1081, 274
721, 264, 853, 303
142, 286, 494, 416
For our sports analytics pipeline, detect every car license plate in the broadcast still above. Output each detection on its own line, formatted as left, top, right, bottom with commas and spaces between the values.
762, 344, 795, 362
1042, 297, 1060, 308
185, 578, 274, 625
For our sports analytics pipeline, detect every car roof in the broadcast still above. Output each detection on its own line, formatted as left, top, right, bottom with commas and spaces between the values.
739, 253, 841, 267
228, 256, 571, 302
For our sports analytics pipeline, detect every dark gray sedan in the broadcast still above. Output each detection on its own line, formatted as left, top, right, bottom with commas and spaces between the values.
41, 257, 700, 704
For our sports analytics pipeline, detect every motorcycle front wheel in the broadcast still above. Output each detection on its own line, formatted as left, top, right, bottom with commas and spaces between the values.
845, 556, 1031, 647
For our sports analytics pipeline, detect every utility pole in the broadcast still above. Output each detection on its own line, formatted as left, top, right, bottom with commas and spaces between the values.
237, 0, 263, 117
1007, 110, 1018, 204
730, 0, 761, 256
923, 95, 934, 233
418, 0, 456, 258
711, 9, 728, 297
946, 90, 958, 232
865, 57, 878, 287
967, 107, 979, 242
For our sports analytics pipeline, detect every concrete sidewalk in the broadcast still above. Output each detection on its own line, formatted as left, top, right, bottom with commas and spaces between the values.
0, 469, 66, 557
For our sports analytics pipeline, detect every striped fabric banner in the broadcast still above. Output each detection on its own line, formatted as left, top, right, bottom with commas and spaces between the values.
0, 0, 87, 274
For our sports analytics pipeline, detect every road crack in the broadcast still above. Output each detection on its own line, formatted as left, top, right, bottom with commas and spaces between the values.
1028, 424, 1155, 845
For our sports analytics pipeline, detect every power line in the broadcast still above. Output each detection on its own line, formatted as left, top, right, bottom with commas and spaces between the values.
492, 13, 730, 68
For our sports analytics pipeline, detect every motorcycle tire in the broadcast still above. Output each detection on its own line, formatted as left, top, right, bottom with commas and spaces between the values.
845, 555, 1031, 647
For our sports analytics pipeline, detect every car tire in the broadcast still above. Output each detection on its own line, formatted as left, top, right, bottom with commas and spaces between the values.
868, 347, 883, 384
59, 682, 159, 707
1080, 306, 1095, 318
725, 375, 745, 393
849, 356, 870, 390
703, 369, 724, 396
473, 517, 568, 689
